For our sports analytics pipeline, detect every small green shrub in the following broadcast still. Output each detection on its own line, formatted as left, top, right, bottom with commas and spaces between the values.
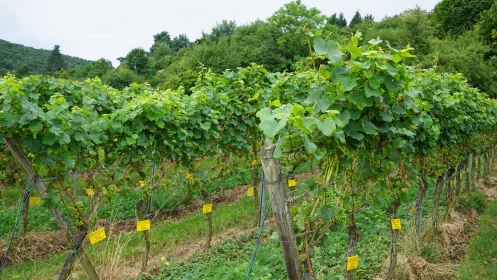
421, 245, 443, 263
457, 192, 487, 213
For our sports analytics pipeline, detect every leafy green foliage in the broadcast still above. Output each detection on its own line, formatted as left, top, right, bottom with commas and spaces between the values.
477, 1, 497, 53
123, 48, 148, 75
457, 192, 487, 213
432, 0, 494, 36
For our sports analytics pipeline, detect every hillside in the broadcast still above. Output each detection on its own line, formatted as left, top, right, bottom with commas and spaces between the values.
0, 39, 91, 75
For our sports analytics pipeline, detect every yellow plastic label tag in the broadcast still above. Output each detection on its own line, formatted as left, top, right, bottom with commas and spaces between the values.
29, 197, 41, 206
186, 173, 194, 179
466, 167, 468, 173
136, 220, 151, 232
288, 180, 296, 187
347, 255, 359, 271
391, 218, 402, 230
251, 160, 258, 165
139, 180, 146, 188
88, 228, 106, 244
202, 204, 212, 214
247, 187, 254, 197
86, 189, 94, 196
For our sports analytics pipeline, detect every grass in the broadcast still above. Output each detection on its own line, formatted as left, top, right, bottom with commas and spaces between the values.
458, 198, 497, 280
0, 158, 318, 238
1, 197, 257, 279
0, 185, 23, 207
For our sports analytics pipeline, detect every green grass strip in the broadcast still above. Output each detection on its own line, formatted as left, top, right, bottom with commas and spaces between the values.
458, 199, 497, 280
1, 197, 256, 279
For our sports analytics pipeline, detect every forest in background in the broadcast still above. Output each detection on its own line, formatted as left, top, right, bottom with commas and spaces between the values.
1, 0, 496, 95
0, 39, 90, 76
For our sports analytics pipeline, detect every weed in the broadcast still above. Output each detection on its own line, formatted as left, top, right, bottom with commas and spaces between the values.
457, 191, 487, 213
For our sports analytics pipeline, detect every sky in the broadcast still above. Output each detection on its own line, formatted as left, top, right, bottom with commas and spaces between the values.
0, 0, 440, 65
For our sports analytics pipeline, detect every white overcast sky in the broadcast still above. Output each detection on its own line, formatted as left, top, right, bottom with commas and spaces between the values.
0, 0, 440, 65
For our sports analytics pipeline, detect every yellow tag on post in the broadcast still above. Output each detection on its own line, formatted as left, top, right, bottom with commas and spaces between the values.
202, 204, 212, 214
88, 228, 106, 244
391, 219, 402, 230
347, 255, 359, 271
186, 173, 194, 179
86, 189, 94, 196
139, 181, 146, 188
136, 220, 151, 232
247, 187, 254, 197
288, 180, 296, 187
29, 197, 41, 206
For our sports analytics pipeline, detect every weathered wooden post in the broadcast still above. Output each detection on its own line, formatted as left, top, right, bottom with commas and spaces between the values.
466, 154, 471, 193
260, 145, 302, 280
72, 171, 78, 196
4, 137, 100, 280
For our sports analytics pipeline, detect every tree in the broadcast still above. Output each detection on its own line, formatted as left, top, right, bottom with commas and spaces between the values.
88, 59, 113, 78
124, 48, 148, 75
477, 1, 497, 53
103, 68, 143, 90
364, 8, 433, 55
364, 14, 375, 22
328, 13, 347, 27
422, 30, 497, 95
268, 0, 326, 69
153, 31, 172, 45
16, 64, 30, 77
45, 45, 66, 74
432, 0, 494, 36
349, 11, 363, 28
171, 34, 190, 51
151, 31, 172, 54
149, 42, 174, 71
0, 39, 90, 75
231, 20, 284, 71
209, 20, 237, 42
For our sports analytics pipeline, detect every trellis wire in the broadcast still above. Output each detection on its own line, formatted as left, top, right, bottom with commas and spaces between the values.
0, 180, 30, 275
247, 171, 282, 280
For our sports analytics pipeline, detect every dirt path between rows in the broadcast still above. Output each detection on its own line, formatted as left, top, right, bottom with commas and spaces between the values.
386, 171, 497, 280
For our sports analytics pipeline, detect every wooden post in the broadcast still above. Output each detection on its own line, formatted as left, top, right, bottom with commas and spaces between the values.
432, 174, 444, 229
444, 168, 455, 220
21, 181, 30, 237
260, 145, 302, 280
136, 200, 150, 271
455, 162, 463, 207
472, 155, 477, 190
58, 226, 88, 280
466, 154, 471, 193
252, 143, 261, 227
72, 171, 78, 196
484, 152, 490, 180
205, 208, 213, 249
385, 198, 400, 280
5, 137, 70, 231
4, 137, 99, 280
414, 176, 427, 246
476, 154, 483, 182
